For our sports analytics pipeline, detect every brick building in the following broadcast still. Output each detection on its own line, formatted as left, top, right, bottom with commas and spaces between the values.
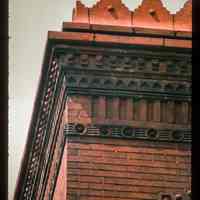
14, 0, 191, 200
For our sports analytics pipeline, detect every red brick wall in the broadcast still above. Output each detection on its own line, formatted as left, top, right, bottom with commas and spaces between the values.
53, 146, 67, 200
65, 136, 191, 200
56, 94, 191, 199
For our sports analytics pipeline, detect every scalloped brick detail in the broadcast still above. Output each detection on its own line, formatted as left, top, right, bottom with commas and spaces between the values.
72, 0, 89, 23
72, 0, 192, 33
174, 0, 192, 32
89, 0, 132, 26
132, 0, 173, 30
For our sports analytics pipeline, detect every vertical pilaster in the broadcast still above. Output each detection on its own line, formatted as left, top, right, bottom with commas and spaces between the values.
188, 102, 191, 123
119, 98, 127, 120
91, 96, 99, 118
166, 101, 175, 123
106, 96, 113, 119
161, 100, 167, 123
139, 99, 147, 121
182, 102, 189, 124
153, 100, 161, 122
113, 97, 120, 120
99, 96, 106, 119
147, 100, 154, 121
133, 98, 140, 121
175, 101, 183, 124
127, 98, 133, 120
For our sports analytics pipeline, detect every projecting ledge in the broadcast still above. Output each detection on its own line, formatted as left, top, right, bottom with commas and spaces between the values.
62, 22, 192, 38
48, 30, 192, 49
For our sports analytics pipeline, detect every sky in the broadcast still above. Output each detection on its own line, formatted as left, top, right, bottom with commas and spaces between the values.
9, 0, 188, 199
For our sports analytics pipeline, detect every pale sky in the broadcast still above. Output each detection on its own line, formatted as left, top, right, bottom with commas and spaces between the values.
9, 0, 188, 199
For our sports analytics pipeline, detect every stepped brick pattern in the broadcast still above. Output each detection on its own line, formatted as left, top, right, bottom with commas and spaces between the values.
72, 0, 192, 33
14, 0, 191, 200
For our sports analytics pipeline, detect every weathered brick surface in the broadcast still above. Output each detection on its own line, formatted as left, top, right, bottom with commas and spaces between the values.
64, 95, 92, 124
65, 136, 191, 200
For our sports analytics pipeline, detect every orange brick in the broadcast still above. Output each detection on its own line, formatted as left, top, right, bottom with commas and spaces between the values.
62, 22, 90, 31
174, 0, 192, 32
164, 38, 192, 48
72, 0, 89, 23
132, 0, 173, 30
89, 0, 132, 27
94, 33, 164, 46
48, 31, 94, 42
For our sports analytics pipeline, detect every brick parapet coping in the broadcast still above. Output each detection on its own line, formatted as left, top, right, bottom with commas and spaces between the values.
49, 0, 192, 49
72, 0, 192, 34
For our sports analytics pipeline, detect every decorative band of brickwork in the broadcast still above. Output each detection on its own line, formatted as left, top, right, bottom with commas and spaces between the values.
72, 0, 192, 33
64, 123, 191, 143
60, 52, 191, 78
64, 74, 191, 98
21, 59, 60, 200
56, 44, 191, 100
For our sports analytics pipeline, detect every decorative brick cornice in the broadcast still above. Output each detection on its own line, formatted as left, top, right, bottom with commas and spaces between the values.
35, 77, 67, 200
58, 46, 191, 79
20, 59, 60, 200
15, 40, 191, 200
14, 51, 66, 200
71, 0, 192, 34
64, 74, 191, 100
56, 44, 191, 100
64, 123, 191, 143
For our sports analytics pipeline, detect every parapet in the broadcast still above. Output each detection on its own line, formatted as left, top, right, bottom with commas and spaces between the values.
70, 0, 192, 36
